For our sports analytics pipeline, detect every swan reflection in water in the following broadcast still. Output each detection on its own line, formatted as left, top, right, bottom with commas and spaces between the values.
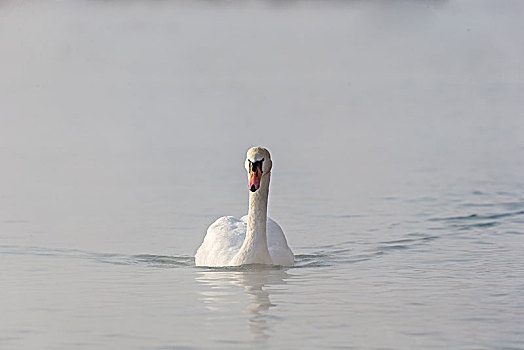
196, 267, 291, 342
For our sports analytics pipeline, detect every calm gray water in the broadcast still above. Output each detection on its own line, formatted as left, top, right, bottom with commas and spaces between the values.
1, 1, 524, 349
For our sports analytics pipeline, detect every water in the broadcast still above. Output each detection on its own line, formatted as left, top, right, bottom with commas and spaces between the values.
1, 1, 524, 349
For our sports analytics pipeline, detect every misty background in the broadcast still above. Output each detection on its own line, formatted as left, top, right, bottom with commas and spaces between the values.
2, 0, 522, 254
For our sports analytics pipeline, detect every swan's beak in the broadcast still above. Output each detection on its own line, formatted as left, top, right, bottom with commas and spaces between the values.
249, 168, 261, 192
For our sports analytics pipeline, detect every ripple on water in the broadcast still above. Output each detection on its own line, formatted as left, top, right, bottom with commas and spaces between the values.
1, 244, 387, 270
0, 245, 194, 268
428, 210, 524, 222
426, 209, 524, 232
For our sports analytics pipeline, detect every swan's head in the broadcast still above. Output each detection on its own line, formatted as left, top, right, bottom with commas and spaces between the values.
245, 146, 272, 192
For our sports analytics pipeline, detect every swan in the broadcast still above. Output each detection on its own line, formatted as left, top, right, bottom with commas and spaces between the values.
195, 146, 294, 267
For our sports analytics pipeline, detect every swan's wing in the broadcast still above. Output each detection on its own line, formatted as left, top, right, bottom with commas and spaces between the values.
195, 216, 246, 267
266, 217, 294, 266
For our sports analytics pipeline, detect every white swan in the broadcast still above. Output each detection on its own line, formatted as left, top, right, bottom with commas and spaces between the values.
195, 147, 294, 267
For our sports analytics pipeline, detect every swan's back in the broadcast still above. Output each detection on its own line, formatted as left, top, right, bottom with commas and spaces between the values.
195, 216, 294, 267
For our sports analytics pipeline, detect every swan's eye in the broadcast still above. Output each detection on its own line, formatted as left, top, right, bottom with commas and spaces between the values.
251, 160, 263, 174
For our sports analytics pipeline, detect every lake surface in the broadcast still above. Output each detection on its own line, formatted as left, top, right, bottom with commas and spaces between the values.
1, 1, 523, 349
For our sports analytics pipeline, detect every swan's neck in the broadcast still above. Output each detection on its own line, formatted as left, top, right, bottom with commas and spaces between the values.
246, 174, 270, 252
230, 173, 272, 265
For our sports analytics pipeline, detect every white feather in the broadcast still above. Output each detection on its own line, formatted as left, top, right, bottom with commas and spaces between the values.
195, 215, 294, 267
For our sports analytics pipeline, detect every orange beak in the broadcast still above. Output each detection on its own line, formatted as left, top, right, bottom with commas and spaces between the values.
249, 168, 261, 192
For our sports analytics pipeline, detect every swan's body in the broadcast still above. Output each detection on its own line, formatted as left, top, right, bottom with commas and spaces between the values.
195, 215, 293, 266
195, 147, 294, 267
